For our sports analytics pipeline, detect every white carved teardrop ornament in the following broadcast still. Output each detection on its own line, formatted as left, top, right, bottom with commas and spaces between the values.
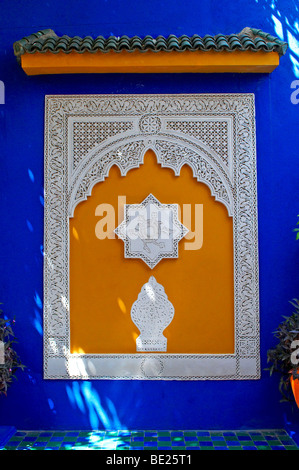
131, 277, 175, 352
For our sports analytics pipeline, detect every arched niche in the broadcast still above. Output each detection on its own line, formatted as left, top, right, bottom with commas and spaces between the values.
69, 149, 234, 355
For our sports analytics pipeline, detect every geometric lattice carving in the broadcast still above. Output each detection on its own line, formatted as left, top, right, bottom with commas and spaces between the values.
166, 120, 229, 165
44, 93, 260, 380
73, 121, 133, 171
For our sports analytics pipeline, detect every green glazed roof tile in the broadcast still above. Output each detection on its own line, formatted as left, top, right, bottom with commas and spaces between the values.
13, 27, 288, 63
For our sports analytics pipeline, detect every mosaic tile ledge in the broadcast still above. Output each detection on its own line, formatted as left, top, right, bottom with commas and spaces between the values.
1, 429, 298, 450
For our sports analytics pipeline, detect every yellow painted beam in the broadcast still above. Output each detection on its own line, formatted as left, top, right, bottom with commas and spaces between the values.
21, 49, 280, 75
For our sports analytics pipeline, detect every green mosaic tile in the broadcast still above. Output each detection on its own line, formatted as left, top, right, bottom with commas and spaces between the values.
213, 440, 227, 446
194, 436, 211, 441
130, 441, 144, 447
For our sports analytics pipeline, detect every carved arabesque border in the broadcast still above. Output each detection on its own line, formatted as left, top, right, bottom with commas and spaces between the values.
44, 94, 260, 380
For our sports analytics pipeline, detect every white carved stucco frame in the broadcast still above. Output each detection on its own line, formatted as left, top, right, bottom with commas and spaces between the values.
44, 93, 260, 380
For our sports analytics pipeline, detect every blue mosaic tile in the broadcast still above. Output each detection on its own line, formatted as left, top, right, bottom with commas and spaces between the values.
270, 446, 286, 450
6, 441, 20, 447
33, 442, 47, 447
211, 436, 225, 441
282, 439, 296, 446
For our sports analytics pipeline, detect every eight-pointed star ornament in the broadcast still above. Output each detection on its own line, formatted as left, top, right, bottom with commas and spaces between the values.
114, 194, 189, 269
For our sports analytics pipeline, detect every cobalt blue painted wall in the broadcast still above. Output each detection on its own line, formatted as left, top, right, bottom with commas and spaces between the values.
0, 0, 298, 430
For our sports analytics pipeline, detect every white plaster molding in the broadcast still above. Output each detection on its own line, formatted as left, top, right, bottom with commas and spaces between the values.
131, 276, 175, 351
114, 193, 188, 268
0, 341, 4, 365
44, 93, 260, 380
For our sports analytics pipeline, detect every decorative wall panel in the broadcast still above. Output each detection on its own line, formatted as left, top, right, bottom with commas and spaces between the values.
114, 193, 189, 268
44, 93, 260, 380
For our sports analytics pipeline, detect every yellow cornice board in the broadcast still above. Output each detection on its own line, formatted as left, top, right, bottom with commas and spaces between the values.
21, 50, 280, 75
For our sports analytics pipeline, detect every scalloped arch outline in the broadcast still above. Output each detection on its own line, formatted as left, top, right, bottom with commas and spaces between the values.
68, 133, 234, 217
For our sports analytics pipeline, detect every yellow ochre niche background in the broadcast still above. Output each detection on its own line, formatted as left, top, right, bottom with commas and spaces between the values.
70, 150, 234, 354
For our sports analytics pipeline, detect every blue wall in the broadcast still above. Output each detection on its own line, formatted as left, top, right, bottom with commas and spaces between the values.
0, 0, 298, 430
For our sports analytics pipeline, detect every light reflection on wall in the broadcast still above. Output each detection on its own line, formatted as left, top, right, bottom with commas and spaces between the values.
65, 381, 126, 430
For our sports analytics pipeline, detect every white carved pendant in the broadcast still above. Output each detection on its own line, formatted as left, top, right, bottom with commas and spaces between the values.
131, 276, 175, 352
115, 194, 188, 269
0, 341, 4, 365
